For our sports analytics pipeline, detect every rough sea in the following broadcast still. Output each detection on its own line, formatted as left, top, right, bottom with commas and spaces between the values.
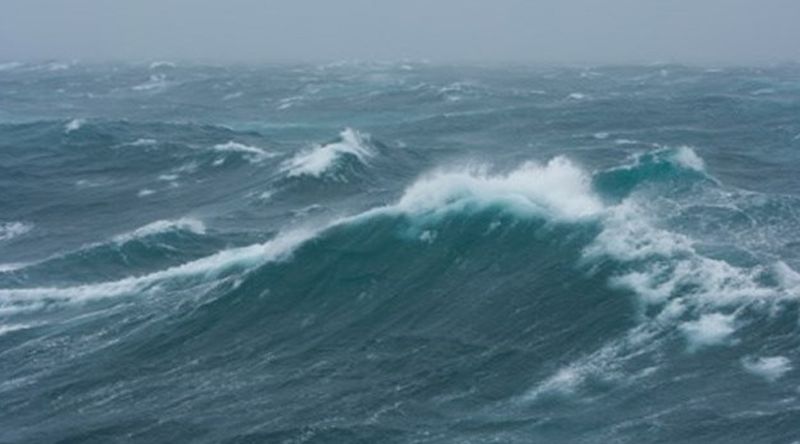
1, 61, 800, 443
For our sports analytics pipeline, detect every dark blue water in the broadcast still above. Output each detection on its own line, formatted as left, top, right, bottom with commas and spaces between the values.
2, 61, 800, 443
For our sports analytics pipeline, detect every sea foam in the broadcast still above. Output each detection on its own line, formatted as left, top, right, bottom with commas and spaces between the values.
391, 156, 602, 221
742, 356, 792, 382
64, 118, 84, 133
282, 128, 373, 178
680, 313, 737, 350
0, 222, 33, 242
111, 218, 206, 244
0, 229, 313, 306
212, 141, 275, 163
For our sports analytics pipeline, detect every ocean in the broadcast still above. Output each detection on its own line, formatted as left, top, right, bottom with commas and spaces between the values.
1, 61, 800, 443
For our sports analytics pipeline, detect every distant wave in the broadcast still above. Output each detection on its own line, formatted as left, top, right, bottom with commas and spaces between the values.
149, 61, 176, 70
64, 118, 84, 133
0, 62, 22, 71
111, 218, 206, 244
282, 128, 374, 178
132, 74, 169, 91
9, 147, 794, 319
377, 156, 602, 222
212, 141, 275, 163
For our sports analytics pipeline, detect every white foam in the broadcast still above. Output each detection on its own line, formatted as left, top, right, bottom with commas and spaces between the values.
584, 201, 693, 262
0, 263, 27, 273
75, 179, 114, 188
0, 323, 35, 336
137, 189, 155, 197
593, 132, 610, 140
522, 324, 662, 402
742, 356, 792, 382
774, 262, 800, 295
282, 128, 373, 178
212, 141, 275, 162
672, 146, 705, 172
47, 62, 70, 71
0, 230, 313, 306
149, 61, 176, 70
568, 92, 586, 100
64, 118, 84, 133
111, 218, 206, 244
419, 230, 437, 244
277, 95, 304, 110
680, 313, 736, 350
133, 74, 168, 91
0, 222, 32, 242
223, 91, 243, 101
128, 138, 157, 147
586, 195, 784, 310
390, 157, 602, 222
0, 159, 595, 305
532, 366, 583, 396
751, 88, 775, 96
580, 146, 786, 311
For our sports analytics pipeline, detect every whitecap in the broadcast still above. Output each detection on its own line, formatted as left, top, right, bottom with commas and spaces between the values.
47, 62, 70, 71
0, 229, 314, 306
149, 61, 176, 70
742, 356, 792, 382
419, 230, 437, 244
277, 96, 304, 110
0, 222, 33, 242
282, 128, 374, 178
133, 74, 168, 91
111, 218, 206, 244
680, 313, 736, 350
75, 179, 114, 188
0, 323, 35, 336
223, 91, 243, 101
672, 145, 705, 172
212, 141, 275, 163
390, 156, 602, 222
586, 197, 780, 309
0, 263, 27, 273
64, 118, 84, 133
128, 138, 157, 147
751, 88, 775, 96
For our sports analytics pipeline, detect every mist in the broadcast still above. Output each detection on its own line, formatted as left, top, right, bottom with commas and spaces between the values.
2, 0, 800, 64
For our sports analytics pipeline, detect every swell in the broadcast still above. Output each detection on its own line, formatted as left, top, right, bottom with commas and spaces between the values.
4, 147, 796, 343
2, 147, 800, 442
0, 218, 252, 288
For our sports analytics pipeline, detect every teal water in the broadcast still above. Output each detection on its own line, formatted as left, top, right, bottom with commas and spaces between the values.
1, 61, 800, 443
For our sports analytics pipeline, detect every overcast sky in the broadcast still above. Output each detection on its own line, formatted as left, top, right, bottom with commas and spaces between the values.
1, 0, 799, 64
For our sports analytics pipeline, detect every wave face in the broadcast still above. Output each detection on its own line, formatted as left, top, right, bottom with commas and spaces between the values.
2, 63, 800, 443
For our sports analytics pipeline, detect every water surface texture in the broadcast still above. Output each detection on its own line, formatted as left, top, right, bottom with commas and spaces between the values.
2, 62, 800, 443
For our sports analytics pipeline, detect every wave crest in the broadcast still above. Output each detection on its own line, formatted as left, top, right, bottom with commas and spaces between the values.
390, 156, 603, 221
282, 128, 373, 178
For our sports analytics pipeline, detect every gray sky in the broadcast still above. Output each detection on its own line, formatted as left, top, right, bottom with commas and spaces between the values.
2, 0, 799, 64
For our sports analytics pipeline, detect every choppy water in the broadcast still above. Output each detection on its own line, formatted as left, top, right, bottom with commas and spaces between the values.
2, 61, 800, 443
